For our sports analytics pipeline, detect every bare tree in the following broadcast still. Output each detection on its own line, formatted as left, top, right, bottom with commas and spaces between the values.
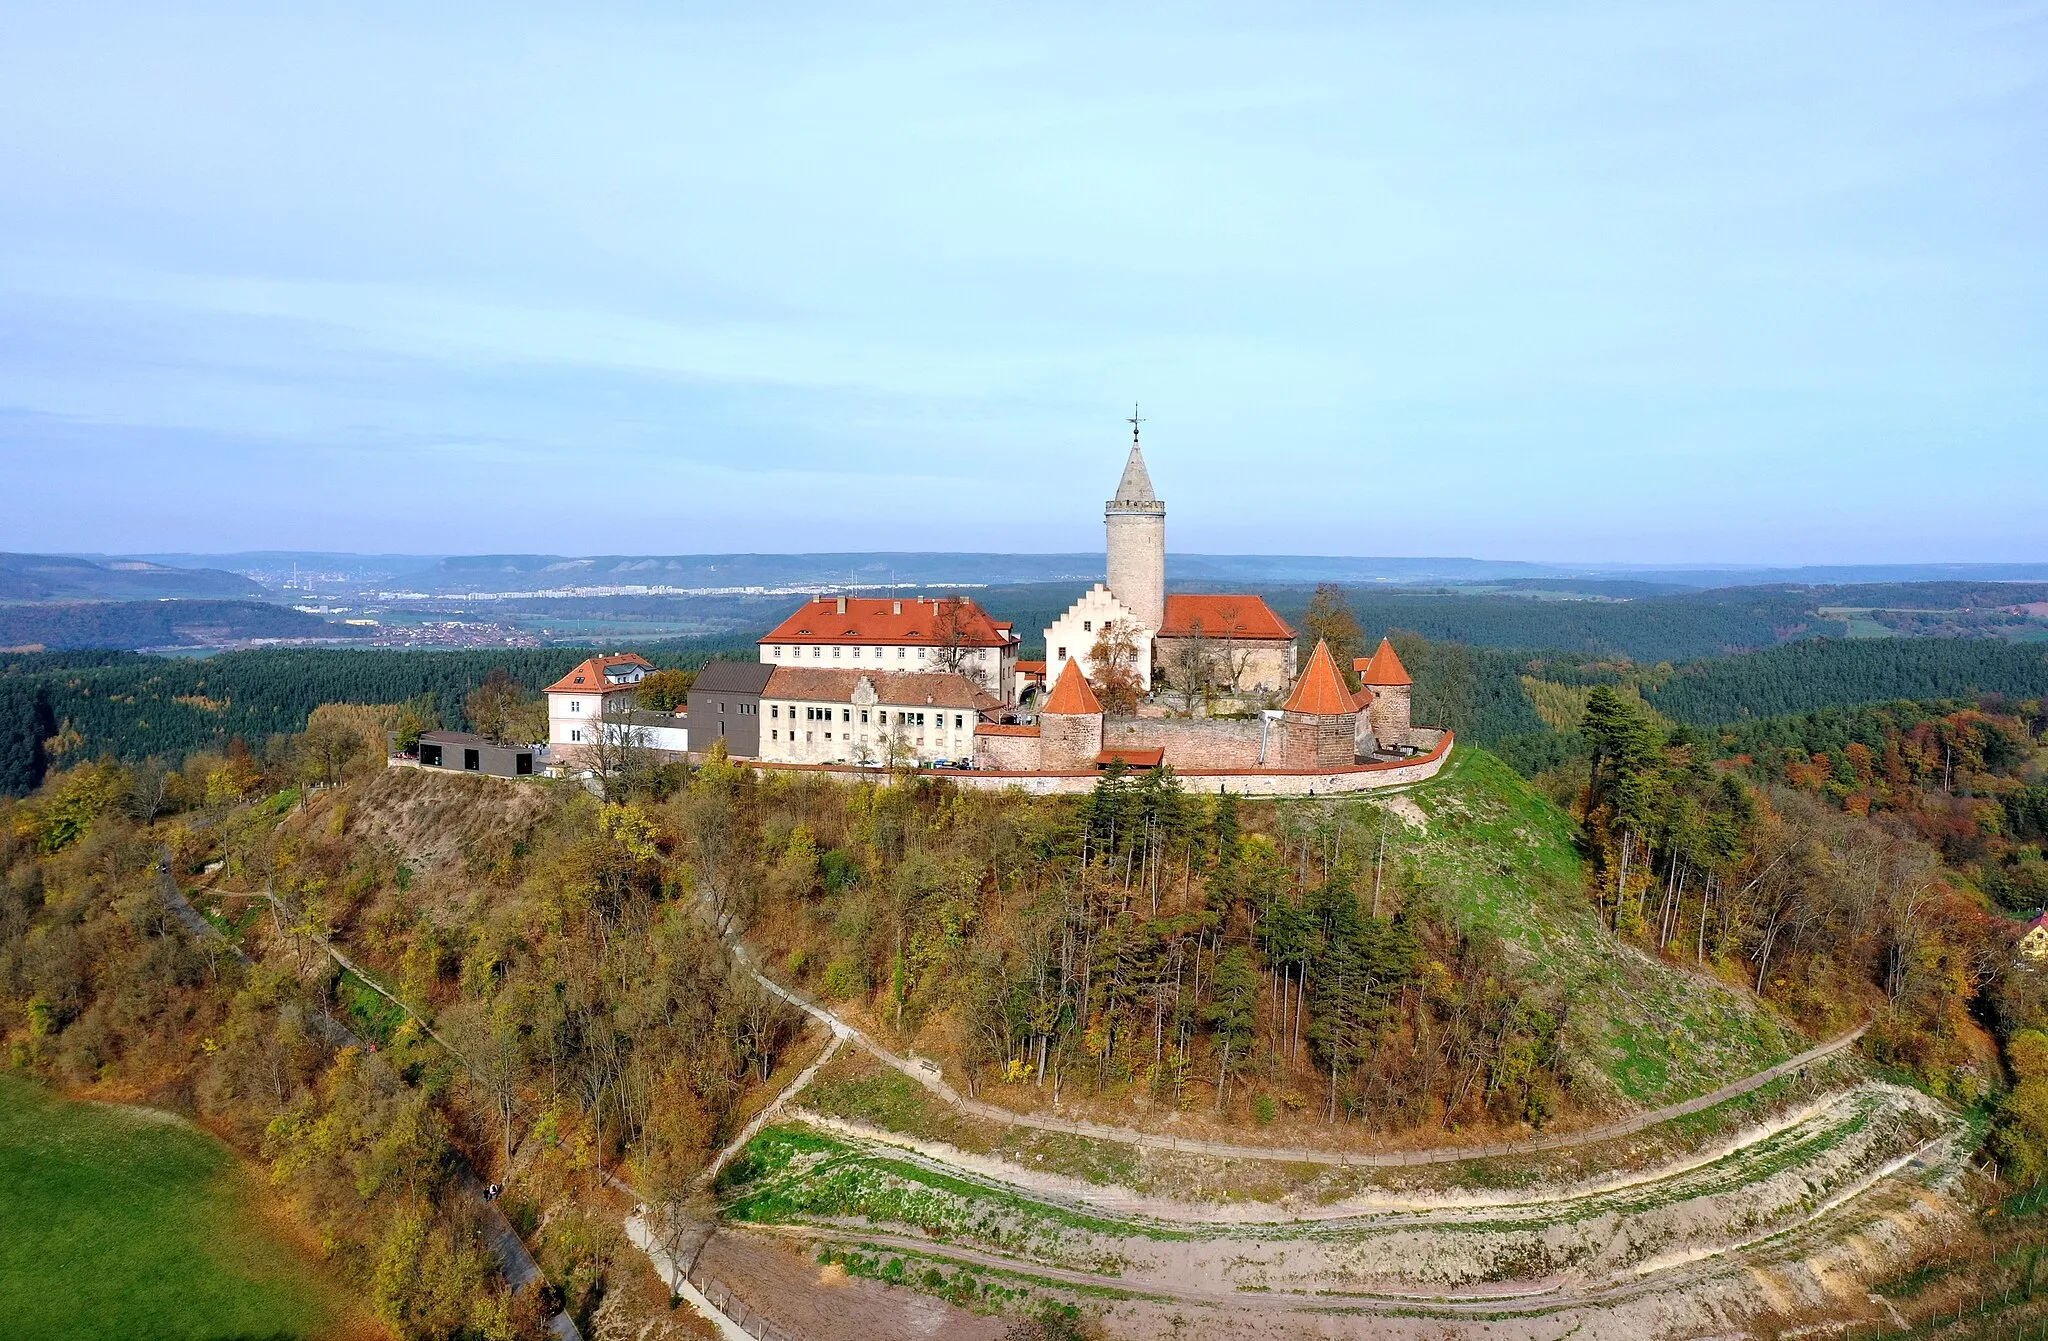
930, 596, 988, 691
1161, 620, 1220, 716
585, 699, 656, 800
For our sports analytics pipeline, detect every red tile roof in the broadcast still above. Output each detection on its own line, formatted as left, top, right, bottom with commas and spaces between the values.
760, 596, 1017, 648
762, 667, 1000, 711
1041, 658, 1103, 715
1353, 687, 1376, 711
544, 653, 653, 695
974, 723, 1041, 737
1016, 660, 1047, 674
1284, 640, 1357, 716
1158, 594, 1294, 640
1096, 747, 1165, 768
1359, 637, 1412, 687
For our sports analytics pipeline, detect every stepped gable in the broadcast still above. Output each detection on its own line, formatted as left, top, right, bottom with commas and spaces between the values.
1041, 658, 1102, 715
1359, 637, 1413, 687
1158, 593, 1293, 640
1283, 640, 1356, 717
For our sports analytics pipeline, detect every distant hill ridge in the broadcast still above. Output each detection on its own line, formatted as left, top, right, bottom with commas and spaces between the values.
0, 554, 263, 602
113, 550, 2048, 594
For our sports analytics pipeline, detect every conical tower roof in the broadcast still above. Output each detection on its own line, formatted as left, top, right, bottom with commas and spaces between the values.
1360, 637, 1412, 687
1110, 442, 1158, 506
1042, 657, 1103, 715
1283, 640, 1357, 716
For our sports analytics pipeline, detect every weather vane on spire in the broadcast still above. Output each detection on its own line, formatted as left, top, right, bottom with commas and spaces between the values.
1127, 403, 1144, 446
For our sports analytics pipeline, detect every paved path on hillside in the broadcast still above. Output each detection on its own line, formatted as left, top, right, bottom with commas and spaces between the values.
721, 899, 1866, 1167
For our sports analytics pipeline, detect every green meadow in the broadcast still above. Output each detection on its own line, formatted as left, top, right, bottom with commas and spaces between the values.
0, 1073, 365, 1341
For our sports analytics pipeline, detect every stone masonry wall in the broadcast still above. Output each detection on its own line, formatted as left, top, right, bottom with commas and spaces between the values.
974, 731, 1042, 772
751, 733, 1455, 796
1102, 717, 1263, 770
1368, 683, 1413, 750
1039, 712, 1103, 770
1272, 711, 1356, 771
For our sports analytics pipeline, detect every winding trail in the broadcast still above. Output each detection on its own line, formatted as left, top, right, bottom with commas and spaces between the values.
724, 900, 1868, 1168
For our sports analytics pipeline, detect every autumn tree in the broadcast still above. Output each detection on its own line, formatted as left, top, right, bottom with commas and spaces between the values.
1088, 620, 1144, 715
635, 668, 694, 711
1302, 584, 1366, 689
466, 669, 544, 745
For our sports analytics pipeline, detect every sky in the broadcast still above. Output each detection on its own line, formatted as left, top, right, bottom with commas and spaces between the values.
1, 2, 2043, 564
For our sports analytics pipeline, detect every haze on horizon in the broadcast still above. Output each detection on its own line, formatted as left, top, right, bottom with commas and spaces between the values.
2, 2, 2043, 565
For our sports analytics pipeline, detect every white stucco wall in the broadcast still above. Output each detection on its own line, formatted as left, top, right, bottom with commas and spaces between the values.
1042, 583, 1150, 689
759, 689, 979, 766
759, 640, 1014, 704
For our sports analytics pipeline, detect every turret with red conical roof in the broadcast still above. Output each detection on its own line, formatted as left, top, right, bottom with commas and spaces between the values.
1357, 637, 1412, 688
1039, 658, 1105, 770
1356, 637, 1413, 752
1274, 640, 1362, 770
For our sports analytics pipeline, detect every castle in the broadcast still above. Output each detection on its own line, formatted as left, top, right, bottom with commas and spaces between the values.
649, 419, 1452, 796
965, 425, 1445, 789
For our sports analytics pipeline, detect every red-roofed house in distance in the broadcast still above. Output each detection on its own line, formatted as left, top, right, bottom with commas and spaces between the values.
760, 594, 1021, 705
546, 653, 656, 765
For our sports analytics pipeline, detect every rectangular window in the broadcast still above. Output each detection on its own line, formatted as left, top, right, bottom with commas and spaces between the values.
812, 646, 821, 658
833, 646, 841, 658
1056, 646, 1066, 661
419, 743, 443, 767
954, 715, 963, 728
1083, 620, 1092, 632
569, 700, 580, 713
771, 705, 779, 718
463, 749, 480, 772
842, 708, 851, 722
569, 729, 582, 743
771, 729, 778, 740
898, 647, 906, 658
860, 709, 869, 723
515, 754, 532, 776
918, 647, 926, 659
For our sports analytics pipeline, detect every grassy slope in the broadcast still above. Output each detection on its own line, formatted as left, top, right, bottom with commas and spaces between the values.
1400, 748, 1799, 1105
0, 1074, 366, 1341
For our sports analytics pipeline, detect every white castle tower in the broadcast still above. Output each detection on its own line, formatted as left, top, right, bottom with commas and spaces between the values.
1104, 410, 1165, 633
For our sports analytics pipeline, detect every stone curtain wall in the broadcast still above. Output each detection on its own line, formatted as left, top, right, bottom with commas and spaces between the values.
755, 732, 1454, 797
1103, 716, 1263, 769
974, 730, 1042, 771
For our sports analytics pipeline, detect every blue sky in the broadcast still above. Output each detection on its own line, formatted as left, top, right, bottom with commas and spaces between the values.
2, 2, 2043, 562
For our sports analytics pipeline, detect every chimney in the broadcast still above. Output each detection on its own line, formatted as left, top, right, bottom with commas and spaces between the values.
892, 599, 902, 615
836, 595, 847, 615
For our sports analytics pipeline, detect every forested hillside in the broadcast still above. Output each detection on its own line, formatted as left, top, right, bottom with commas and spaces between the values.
0, 599, 359, 651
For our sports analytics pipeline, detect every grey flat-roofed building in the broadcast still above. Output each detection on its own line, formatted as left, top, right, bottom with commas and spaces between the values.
686, 661, 775, 758
417, 730, 535, 778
